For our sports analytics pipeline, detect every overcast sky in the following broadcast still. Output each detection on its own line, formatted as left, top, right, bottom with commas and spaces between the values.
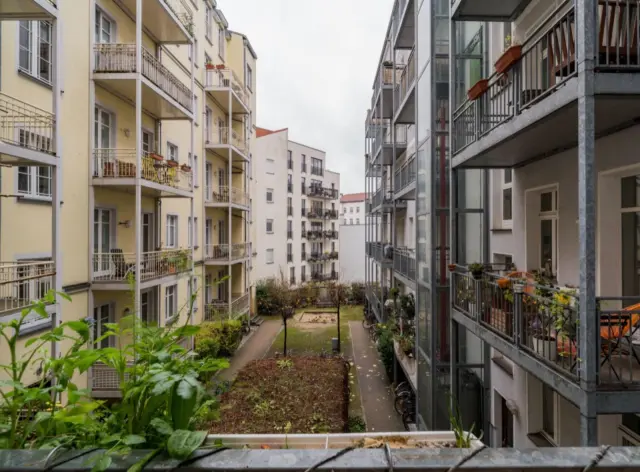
219, 0, 393, 194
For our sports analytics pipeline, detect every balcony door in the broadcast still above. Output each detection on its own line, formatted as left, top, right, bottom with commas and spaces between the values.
93, 208, 113, 277
93, 303, 113, 349
621, 175, 640, 299
218, 219, 227, 245
94, 106, 113, 151
141, 288, 158, 326
205, 219, 213, 256
142, 212, 154, 253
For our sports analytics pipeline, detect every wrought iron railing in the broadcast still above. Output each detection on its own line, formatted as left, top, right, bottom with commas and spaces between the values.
0, 92, 55, 155
308, 186, 338, 199
92, 249, 192, 282
0, 261, 54, 315
93, 45, 193, 112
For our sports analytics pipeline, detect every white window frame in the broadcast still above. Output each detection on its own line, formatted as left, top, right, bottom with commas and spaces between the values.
246, 63, 253, 92
266, 248, 274, 264
541, 384, 558, 446
95, 7, 115, 44
502, 169, 513, 228
218, 25, 225, 59
205, 6, 213, 42
17, 166, 52, 201
166, 214, 178, 248
167, 142, 178, 162
193, 93, 199, 125
205, 274, 212, 303
205, 107, 212, 143
539, 188, 558, 277
165, 285, 178, 320
266, 219, 273, 234
266, 158, 275, 175
205, 162, 212, 200
94, 303, 114, 349
19, 20, 53, 84
193, 155, 199, 187
266, 188, 274, 203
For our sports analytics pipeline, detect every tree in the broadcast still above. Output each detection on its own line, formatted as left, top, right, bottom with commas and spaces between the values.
327, 281, 349, 352
270, 272, 300, 356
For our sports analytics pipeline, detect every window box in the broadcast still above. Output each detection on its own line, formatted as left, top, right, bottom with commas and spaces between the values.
467, 79, 489, 101
167, 160, 179, 168
181, 164, 192, 172
495, 45, 522, 75
150, 153, 164, 161
205, 62, 215, 70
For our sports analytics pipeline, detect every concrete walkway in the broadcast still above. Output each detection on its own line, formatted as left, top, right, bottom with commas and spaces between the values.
219, 319, 281, 382
349, 321, 404, 432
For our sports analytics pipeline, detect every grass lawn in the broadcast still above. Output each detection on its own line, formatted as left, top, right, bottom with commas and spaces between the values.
266, 305, 365, 420
208, 357, 348, 434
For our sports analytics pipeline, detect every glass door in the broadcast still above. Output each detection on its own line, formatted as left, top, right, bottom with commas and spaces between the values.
142, 213, 154, 253
93, 304, 112, 348
93, 209, 113, 277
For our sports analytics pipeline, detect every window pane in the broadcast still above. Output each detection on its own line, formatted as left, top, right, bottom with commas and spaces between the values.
622, 176, 640, 209
504, 168, 512, 184
19, 21, 32, 72
18, 167, 30, 193
502, 188, 512, 220
541, 219, 553, 270
540, 192, 553, 212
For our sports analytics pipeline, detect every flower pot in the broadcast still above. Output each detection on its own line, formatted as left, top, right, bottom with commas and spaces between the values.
495, 45, 522, 75
448, 264, 456, 272
167, 160, 179, 168
471, 271, 483, 280
149, 153, 164, 161
181, 165, 191, 172
205, 63, 215, 70
215, 64, 226, 70
467, 79, 489, 101
532, 335, 557, 361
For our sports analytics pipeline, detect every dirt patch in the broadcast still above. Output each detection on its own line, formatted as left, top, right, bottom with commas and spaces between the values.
209, 357, 349, 434
297, 312, 337, 325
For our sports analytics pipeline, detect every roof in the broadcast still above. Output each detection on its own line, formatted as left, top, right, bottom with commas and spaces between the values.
341, 193, 366, 203
229, 30, 258, 59
256, 127, 288, 138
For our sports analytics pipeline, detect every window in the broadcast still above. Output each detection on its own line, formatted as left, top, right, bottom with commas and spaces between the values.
502, 169, 513, 225
541, 384, 556, 443
166, 215, 178, 248
193, 93, 199, 124
218, 26, 225, 58
246, 64, 253, 92
266, 219, 273, 233
349, 207, 353, 213
188, 217, 199, 247
301, 265, 306, 280
18, 166, 51, 199
356, 218, 360, 224
94, 304, 113, 349
349, 219, 353, 225
167, 142, 178, 162
266, 158, 275, 175
95, 8, 114, 44
356, 206, 360, 213
266, 188, 274, 203
266, 248, 274, 264
165, 285, 178, 320
193, 155, 199, 187
190, 277, 198, 312
19, 20, 53, 83
205, 162, 212, 200
539, 189, 558, 277
311, 157, 323, 176
290, 267, 295, 283
205, 6, 212, 41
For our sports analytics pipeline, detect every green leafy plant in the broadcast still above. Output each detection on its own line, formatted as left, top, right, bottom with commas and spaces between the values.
348, 415, 366, 433
277, 359, 293, 370
468, 262, 484, 279
448, 395, 483, 448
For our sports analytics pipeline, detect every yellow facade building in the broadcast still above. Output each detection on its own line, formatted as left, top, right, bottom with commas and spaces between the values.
0, 0, 256, 395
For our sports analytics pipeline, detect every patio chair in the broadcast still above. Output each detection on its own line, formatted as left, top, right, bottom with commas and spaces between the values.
599, 302, 640, 382
110, 249, 135, 280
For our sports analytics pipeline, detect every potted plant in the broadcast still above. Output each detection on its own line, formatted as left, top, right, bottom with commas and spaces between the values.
216, 64, 226, 70
181, 164, 192, 172
468, 262, 484, 280
531, 314, 557, 361
167, 159, 179, 168
149, 152, 164, 161
205, 61, 215, 70
448, 263, 457, 272
495, 35, 522, 75
467, 79, 489, 101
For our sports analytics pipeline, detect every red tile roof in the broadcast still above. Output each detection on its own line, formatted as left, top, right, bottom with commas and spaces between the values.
341, 192, 366, 203
256, 127, 288, 138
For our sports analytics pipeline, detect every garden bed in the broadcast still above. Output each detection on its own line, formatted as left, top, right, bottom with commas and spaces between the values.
208, 357, 349, 434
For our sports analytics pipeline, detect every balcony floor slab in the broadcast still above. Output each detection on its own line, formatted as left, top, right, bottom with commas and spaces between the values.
0, 142, 57, 167
0, 0, 57, 19
92, 271, 189, 291
92, 178, 193, 198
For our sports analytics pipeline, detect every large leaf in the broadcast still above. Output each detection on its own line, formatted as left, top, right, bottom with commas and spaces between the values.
167, 430, 207, 460
150, 418, 173, 436
65, 321, 90, 337
90, 454, 112, 472
176, 379, 195, 400
123, 434, 146, 446
171, 382, 197, 430
151, 377, 176, 396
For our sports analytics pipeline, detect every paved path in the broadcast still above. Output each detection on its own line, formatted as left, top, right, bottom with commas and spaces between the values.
349, 321, 404, 432
219, 320, 281, 382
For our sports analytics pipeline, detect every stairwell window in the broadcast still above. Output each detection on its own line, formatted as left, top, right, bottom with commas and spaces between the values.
502, 169, 513, 227
166, 215, 178, 248
17, 166, 52, 200
19, 20, 53, 84
266, 188, 274, 203
165, 285, 177, 320
266, 219, 273, 233
266, 249, 274, 264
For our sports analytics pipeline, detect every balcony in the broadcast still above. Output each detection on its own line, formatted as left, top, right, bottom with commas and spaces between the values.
371, 122, 409, 166
204, 68, 250, 114
0, 0, 57, 19
205, 126, 249, 162
324, 230, 339, 240
91, 362, 132, 398
93, 150, 193, 197
451, 0, 533, 21
118, 0, 193, 43
205, 243, 251, 265
393, 247, 416, 286
394, 48, 416, 124
367, 242, 393, 267
452, 2, 640, 169
205, 186, 250, 210
311, 271, 338, 282
307, 230, 323, 240
308, 185, 339, 200
0, 92, 56, 166
393, 0, 415, 49
0, 261, 54, 317
92, 249, 192, 288
394, 154, 416, 199
93, 45, 193, 119
371, 64, 403, 119
307, 209, 324, 220
324, 210, 339, 220
204, 292, 250, 321
371, 189, 395, 212
452, 266, 640, 413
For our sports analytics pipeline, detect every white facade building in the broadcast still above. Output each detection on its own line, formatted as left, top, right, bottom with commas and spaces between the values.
340, 193, 366, 226
253, 128, 340, 285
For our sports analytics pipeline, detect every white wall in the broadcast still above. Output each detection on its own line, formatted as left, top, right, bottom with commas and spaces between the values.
339, 224, 365, 283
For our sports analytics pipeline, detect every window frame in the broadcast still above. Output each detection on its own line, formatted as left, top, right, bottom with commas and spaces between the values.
246, 64, 253, 92
501, 169, 513, 228
266, 248, 274, 264
165, 285, 178, 321
19, 20, 53, 85
266, 219, 273, 234
166, 214, 178, 248
167, 142, 178, 162
266, 188, 274, 203
17, 166, 52, 201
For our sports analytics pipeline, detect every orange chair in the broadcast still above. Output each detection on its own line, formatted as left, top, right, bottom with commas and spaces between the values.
599, 302, 640, 382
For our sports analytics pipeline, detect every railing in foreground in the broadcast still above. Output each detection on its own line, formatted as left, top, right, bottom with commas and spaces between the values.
0, 92, 55, 155
93, 45, 193, 112
207, 185, 249, 207
92, 249, 192, 282
3, 445, 640, 470
93, 149, 193, 192
204, 68, 250, 110
452, 267, 640, 389
91, 362, 132, 391
0, 261, 54, 315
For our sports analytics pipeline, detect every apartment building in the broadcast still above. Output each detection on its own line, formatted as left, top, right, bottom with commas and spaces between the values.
0, 0, 256, 393
448, 0, 640, 447
253, 128, 340, 286
340, 192, 366, 225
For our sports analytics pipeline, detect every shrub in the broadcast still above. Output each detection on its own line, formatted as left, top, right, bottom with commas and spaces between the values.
348, 415, 367, 433
256, 279, 279, 315
195, 320, 243, 358
376, 323, 395, 378
349, 282, 365, 305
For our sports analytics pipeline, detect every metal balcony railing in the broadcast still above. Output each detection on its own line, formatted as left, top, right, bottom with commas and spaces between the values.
394, 155, 416, 193
206, 126, 248, 154
310, 166, 324, 177
368, 242, 393, 263
307, 230, 323, 240
204, 292, 249, 321
372, 188, 393, 208
308, 186, 338, 199
324, 230, 339, 239
0, 92, 55, 155
0, 261, 54, 315
307, 209, 324, 219
92, 249, 192, 282
94, 45, 193, 112
93, 149, 193, 192
395, 47, 415, 111
393, 247, 416, 280
204, 68, 250, 110
208, 186, 249, 207
91, 362, 132, 391
324, 210, 339, 219
392, 0, 408, 41
311, 271, 338, 282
